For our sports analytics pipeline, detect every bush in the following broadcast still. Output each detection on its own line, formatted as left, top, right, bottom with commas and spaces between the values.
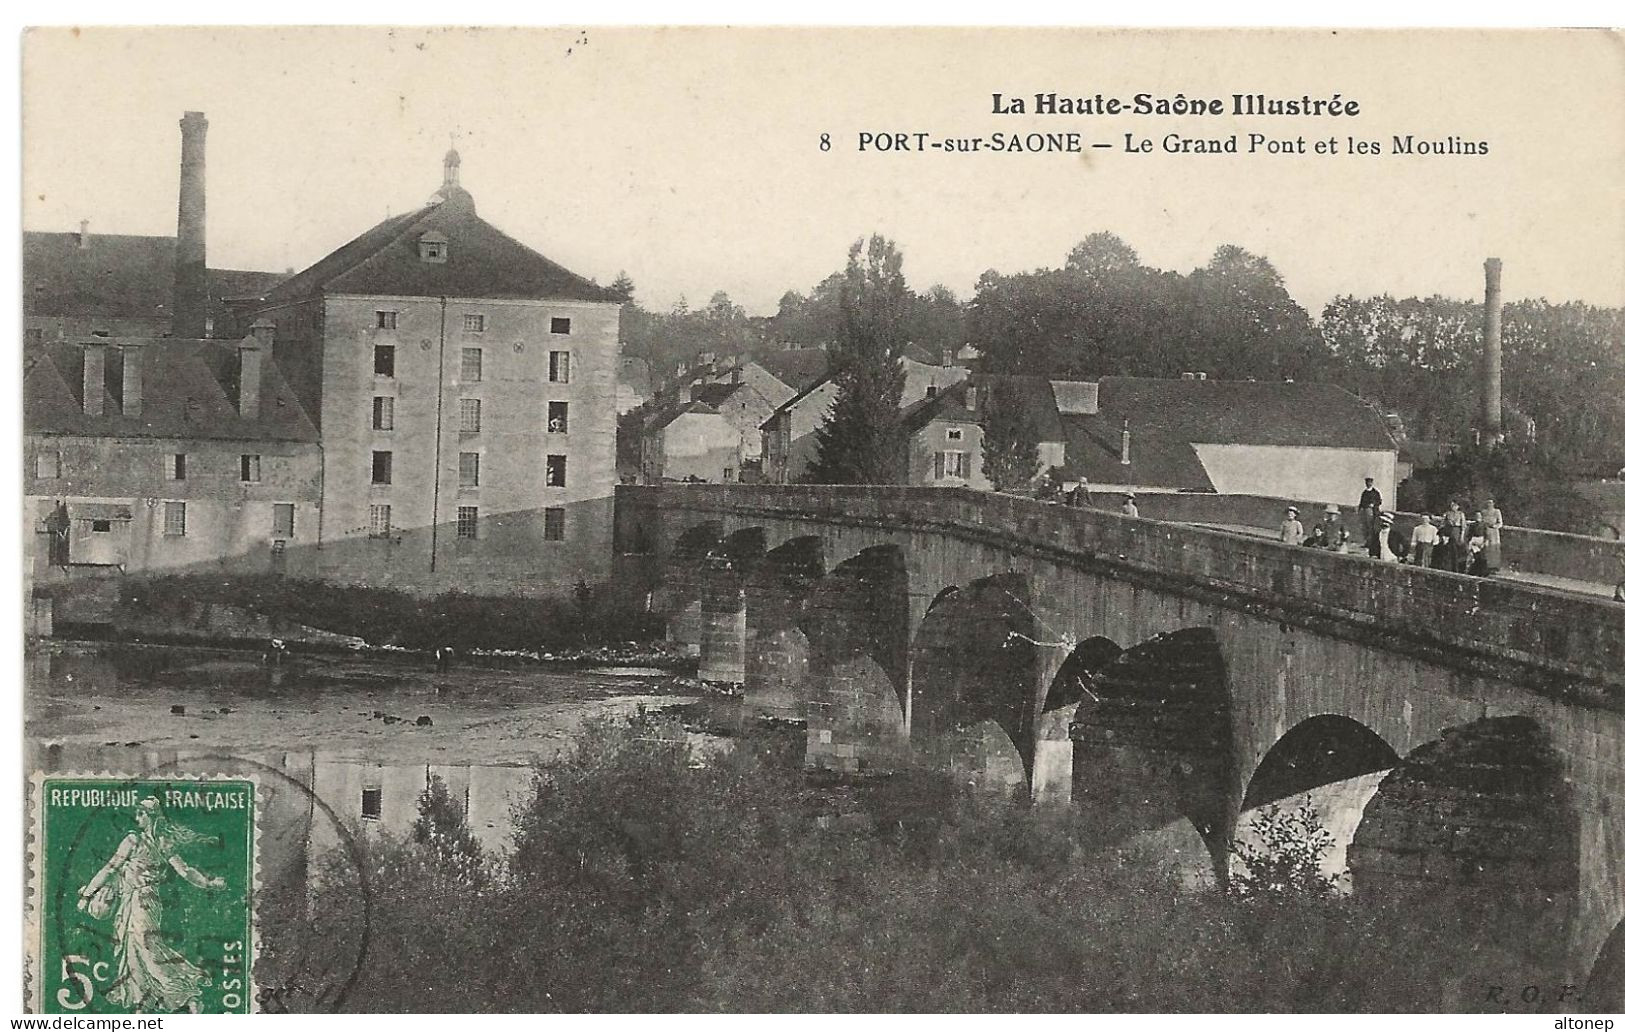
269, 714, 1571, 1012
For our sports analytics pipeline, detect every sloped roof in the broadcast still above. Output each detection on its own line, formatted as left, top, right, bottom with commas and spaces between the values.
753, 348, 831, 392
764, 372, 835, 427
24, 338, 318, 443
901, 375, 1066, 441
645, 400, 723, 431
690, 382, 746, 407
23, 231, 283, 321
262, 190, 616, 304
1057, 377, 1397, 489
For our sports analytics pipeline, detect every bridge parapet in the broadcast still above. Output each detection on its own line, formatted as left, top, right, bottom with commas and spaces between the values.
619, 484, 1625, 702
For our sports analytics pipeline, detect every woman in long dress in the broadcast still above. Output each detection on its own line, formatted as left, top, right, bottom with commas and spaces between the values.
77, 797, 225, 1013
1483, 497, 1505, 573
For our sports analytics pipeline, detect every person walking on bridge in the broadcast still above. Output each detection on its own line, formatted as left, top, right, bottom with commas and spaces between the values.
1121, 492, 1139, 518
1280, 506, 1304, 546
1358, 477, 1384, 555
1483, 497, 1505, 573
1409, 514, 1437, 568
1443, 501, 1468, 572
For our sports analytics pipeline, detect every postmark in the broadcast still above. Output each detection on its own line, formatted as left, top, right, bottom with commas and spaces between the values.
26, 773, 259, 1014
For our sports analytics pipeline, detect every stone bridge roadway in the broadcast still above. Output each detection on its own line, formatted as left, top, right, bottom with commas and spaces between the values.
614, 484, 1625, 998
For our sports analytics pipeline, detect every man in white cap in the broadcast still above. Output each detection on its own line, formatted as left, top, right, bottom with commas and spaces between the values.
1376, 511, 1399, 561
1280, 505, 1304, 546
1122, 491, 1138, 518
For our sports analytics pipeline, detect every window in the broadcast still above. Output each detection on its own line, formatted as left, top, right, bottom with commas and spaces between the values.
34, 450, 60, 479
548, 351, 570, 384
456, 506, 479, 540
550, 317, 571, 335
163, 501, 187, 537
547, 401, 568, 433
169, 453, 187, 481
372, 396, 394, 431
240, 454, 261, 483
91, 519, 111, 534
368, 504, 392, 538
459, 399, 481, 433
374, 344, 396, 377
546, 454, 567, 488
723, 467, 736, 483
372, 451, 392, 485
543, 507, 565, 541
925, 385, 938, 399
461, 348, 483, 383
459, 452, 480, 488
376, 311, 397, 330
272, 503, 295, 538
933, 451, 967, 479
419, 233, 447, 263
463, 313, 485, 333
360, 788, 382, 821
946, 427, 964, 442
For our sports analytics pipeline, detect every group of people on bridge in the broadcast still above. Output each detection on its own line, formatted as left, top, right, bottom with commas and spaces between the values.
1279, 477, 1504, 577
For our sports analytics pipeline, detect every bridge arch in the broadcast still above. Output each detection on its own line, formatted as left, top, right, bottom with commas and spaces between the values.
910, 573, 1040, 798
1350, 715, 1581, 975
1587, 916, 1625, 1011
1070, 626, 1240, 879
1231, 714, 1400, 891
695, 528, 768, 683
1030, 636, 1123, 806
739, 535, 826, 719
801, 544, 910, 773
651, 521, 724, 653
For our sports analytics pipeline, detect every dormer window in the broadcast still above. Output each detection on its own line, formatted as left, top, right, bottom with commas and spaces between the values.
418, 231, 448, 264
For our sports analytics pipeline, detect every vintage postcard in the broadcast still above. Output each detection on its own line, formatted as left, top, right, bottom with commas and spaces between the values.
17, 25, 1625, 1016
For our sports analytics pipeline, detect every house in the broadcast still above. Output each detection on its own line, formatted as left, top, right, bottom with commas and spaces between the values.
760, 350, 970, 484
239, 147, 623, 597
902, 377, 1067, 490
639, 402, 742, 483
24, 327, 321, 579
760, 377, 839, 484
1054, 377, 1400, 507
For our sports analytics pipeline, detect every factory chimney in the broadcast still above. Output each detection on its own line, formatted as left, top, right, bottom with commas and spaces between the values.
174, 112, 209, 339
1481, 258, 1503, 440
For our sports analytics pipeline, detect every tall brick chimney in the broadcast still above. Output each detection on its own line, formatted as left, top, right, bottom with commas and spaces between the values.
1482, 258, 1503, 438
1120, 419, 1132, 465
174, 112, 209, 339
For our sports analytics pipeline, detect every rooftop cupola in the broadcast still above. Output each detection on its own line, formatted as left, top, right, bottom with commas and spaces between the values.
429, 147, 475, 212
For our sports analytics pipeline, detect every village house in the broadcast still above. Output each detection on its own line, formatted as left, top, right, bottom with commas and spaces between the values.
902, 376, 1067, 490
760, 349, 969, 484
638, 401, 742, 483
24, 327, 322, 580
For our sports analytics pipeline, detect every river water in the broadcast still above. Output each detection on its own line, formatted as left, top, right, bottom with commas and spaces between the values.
25, 643, 722, 887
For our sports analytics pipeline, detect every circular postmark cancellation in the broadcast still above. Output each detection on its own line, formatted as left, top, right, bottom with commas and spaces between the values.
25, 764, 372, 1015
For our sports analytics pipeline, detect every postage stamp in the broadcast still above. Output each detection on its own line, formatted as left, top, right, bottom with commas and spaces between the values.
26, 774, 260, 1015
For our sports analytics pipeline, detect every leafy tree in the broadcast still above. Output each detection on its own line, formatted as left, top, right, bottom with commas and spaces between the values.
1065, 231, 1141, 279
412, 774, 485, 878
981, 381, 1041, 492
1230, 799, 1339, 899
806, 236, 912, 484
1401, 438, 1602, 535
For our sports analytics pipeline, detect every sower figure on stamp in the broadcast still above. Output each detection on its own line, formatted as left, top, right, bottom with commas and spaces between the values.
77, 797, 226, 1013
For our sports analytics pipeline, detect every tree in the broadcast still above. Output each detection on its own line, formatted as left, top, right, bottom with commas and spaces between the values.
981, 380, 1041, 492
1230, 799, 1339, 899
1064, 231, 1141, 279
412, 774, 485, 879
806, 236, 912, 484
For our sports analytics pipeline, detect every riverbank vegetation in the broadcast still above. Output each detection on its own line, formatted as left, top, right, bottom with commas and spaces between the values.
260, 711, 1572, 1013
117, 573, 663, 652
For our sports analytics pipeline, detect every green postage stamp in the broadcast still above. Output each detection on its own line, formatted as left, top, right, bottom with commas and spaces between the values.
27, 775, 259, 1014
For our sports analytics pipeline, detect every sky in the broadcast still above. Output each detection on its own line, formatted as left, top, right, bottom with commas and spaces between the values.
20, 26, 1625, 318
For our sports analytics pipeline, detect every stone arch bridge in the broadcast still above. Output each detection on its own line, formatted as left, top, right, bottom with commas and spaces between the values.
614, 484, 1625, 998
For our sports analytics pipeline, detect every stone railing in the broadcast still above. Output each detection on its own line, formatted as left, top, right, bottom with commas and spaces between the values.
621, 484, 1625, 698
